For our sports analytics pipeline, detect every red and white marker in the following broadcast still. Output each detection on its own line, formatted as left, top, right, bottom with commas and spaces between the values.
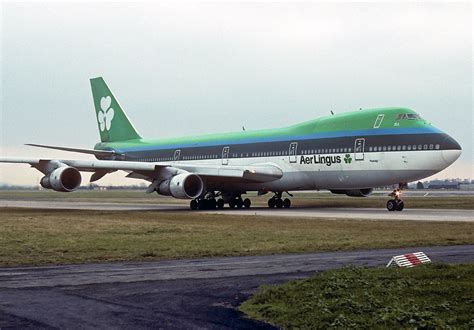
386, 252, 431, 268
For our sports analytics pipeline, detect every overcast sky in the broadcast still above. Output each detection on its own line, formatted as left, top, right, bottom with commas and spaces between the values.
0, 1, 472, 186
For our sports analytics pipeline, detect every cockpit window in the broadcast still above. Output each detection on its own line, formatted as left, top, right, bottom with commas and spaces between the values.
396, 113, 422, 120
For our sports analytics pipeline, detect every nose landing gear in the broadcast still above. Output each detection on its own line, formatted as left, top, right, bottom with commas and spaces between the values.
387, 187, 404, 211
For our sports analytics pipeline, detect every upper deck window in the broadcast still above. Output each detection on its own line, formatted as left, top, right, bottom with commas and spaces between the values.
396, 113, 422, 120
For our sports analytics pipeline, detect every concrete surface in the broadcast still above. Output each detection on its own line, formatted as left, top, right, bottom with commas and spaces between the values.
0, 200, 472, 222
0, 245, 473, 329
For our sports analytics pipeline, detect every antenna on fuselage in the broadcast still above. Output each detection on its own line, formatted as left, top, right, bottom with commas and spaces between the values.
330, 110, 334, 115
242, 126, 246, 131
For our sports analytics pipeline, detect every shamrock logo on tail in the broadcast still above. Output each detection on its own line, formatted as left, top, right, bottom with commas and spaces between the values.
344, 154, 352, 164
98, 96, 114, 131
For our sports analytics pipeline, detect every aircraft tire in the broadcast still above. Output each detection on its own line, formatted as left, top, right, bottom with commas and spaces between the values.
386, 199, 396, 211
395, 200, 404, 211
217, 198, 225, 209
243, 198, 251, 208
209, 198, 217, 209
283, 198, 291, 208
190, 200, 198, 210
275, 198, 283, 208
236, 198, 243, 209
268, 198, 275, 208
198, 199, 207, 210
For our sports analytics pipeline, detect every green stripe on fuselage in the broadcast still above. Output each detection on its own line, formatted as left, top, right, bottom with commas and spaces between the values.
95, 107, 432, 153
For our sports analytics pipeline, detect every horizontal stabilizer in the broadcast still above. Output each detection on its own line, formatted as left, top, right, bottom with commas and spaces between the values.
26, 144, 121, 158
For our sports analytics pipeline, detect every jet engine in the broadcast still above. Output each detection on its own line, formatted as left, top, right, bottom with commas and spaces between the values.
157, 173, 204, 199
40, 166, 82, 192
330, 188, 373, 197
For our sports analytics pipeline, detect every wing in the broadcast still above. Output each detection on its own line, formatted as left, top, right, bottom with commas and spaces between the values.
0, 157, 283, 183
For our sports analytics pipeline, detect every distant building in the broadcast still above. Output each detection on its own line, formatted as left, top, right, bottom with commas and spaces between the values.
459, 183, 474, 191
427, 182, 460, 189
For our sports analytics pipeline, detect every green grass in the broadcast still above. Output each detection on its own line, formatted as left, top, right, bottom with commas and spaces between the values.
0, 190, 473, 209
240, 264, 474, 329
0, 208, 472, 266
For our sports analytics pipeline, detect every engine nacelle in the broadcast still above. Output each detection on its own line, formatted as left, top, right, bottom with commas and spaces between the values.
40, 166, 82, 192
330, 188, 373, 197
157, 173, 204, 199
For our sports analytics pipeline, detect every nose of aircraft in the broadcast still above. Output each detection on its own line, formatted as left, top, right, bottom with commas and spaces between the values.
441, 134, 462, 166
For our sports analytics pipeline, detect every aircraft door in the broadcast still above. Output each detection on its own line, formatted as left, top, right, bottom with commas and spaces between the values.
173, 149, 181, 161
222, 146, 230, 165
354, 138, 365, 161
289, 142, 298, 163
373, 114, 384, 128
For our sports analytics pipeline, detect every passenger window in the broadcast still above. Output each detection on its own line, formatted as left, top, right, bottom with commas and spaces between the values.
429, 144, 434, 150
423, 144, 428, 150
435, 144, 440, 150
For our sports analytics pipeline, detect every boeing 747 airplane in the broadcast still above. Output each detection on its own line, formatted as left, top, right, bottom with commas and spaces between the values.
0, 78, 462, 211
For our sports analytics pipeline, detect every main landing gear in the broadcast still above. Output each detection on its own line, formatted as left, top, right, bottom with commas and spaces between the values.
189, 192, 251, 210
228, 196, 252, 209
189, 191, 294, 210
267, 192, 291, 209
386, 188, 404, 211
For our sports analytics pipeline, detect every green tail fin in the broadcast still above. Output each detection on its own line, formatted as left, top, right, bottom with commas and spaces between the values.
90, 77, 141, 142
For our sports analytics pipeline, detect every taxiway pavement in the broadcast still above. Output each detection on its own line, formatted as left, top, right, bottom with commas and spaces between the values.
0, 245, 473, 328
0, 200, 472, 222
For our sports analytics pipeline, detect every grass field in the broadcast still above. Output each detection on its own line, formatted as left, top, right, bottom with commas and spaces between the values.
0, 208, 472, 266
0, 189, 473, 209
240, 263, 474, 328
